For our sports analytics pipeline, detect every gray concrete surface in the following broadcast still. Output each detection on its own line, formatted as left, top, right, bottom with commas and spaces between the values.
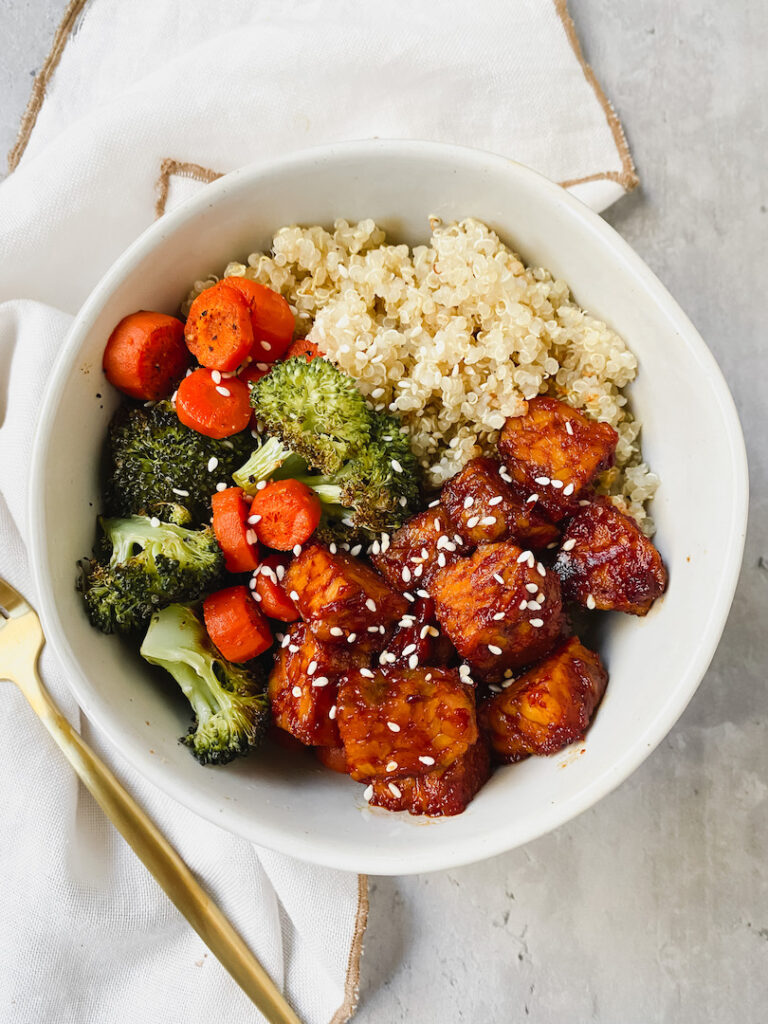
2, 1, 766, 1021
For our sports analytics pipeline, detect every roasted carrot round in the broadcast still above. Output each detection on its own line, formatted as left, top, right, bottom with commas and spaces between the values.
250, 480, 322, 550
222, 278, 294, 362
176, 368, 251, 438
203, 586, 273, 662
184, 282, 254, 371
254, 553, 300, 622
212, 487, 261, 573
103, 310, 188, 400
238, 361, 272, 386
315, 746, 351, 774
285, 337, 322, 362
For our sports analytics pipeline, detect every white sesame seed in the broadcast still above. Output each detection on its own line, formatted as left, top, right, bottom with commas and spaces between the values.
215, 385, 231, 397
256, 480, 267, 491
262, 342, 272, 352
330, 542, 338, 554
211, 370, 222, 384
347, 632, 357, 643
428, 499, 440, 508
381, 534, 390, 552
149, 516, 160, 528
563, 483, 575, 496
291, 686, 302, 697
247, 514, 261, 525
371, 388, 385, 398
293, 544, 302, 556
551, 479, 564, 489
565, 421, 574, 436
526, 494, 539, 504
488, 684, 502, 693
281, 634, 290, 647
465, 515, 480, 529
480, 516, 497, 526
534, 476, 550, 486
454, 535, 463, 545
586, 594, 597, 610
502, 678, 514, 688
370, 540, 380, 556
386, 761, 398, 773
329, 627, 343, 637
526, 583, 539, 593
360, 668, 375, 678
351, 544, 362, 556
216, 482, 227, 492
363, 785, 374, 802
391, 460, 403, 473
546, 541, 558, 549
404, 592, 415, 602
414, 565, 424, 578
537, 562, 546, 577
527, 601, 542, 611
402, 643, 417, 656
562, 538, 576, 552
530, 618, 544, 628
245, 529, 257, 545
313, 677, 330, 688
171, 487, 189, 497
364, 598, 377, 613
276, 565, 285, 581
427, 626, 439, 637
437, 552, 447, 568
399, 496, 408, 508
519, 600, 528, 610
408, 654, 419, 669
488, 496, 503, 506
493, 612, 506, 620
463, 496, 474, 510
367, 625, 380, 633
388, 782, 402, 798
387, 721, 400, 733
579, 499, 591, 507
500, 469, 513, 483
416, 589, 429, 598
288, 645, 299, 653
419, 755, 435, 766
307, 660, 317, 675
289, 590, 299, 602
401, 566, 412, 583
537, 592, 545, 603
493, 573, 505, 585
433, 517, 441, 531
517, 550, 532, 564
252, 592, 262, 602
488, 644, 503, 655
329, 705, 337, 720
249, 577, 257, 590
379, 624, 387, 633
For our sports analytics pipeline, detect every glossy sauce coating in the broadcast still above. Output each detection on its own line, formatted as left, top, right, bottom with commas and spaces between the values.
555, 497, 667, 615
370, 505, 470, 594
268, 622, 367, 746
337, 666, 477, 781
498, 396, 617, 520
479, 635, 607, 762
368, 736, 491, 817
284, 543, 407, 650
431, 540, 565, 681
441, 457, 559, 549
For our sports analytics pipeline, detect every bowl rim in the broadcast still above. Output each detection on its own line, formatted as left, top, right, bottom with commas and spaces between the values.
28, 139, 749, 874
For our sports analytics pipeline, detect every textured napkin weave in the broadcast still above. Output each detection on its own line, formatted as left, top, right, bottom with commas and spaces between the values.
0, 1, 635, 1022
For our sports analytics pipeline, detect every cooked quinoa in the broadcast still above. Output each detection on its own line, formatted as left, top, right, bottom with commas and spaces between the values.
185, 218, 659, 533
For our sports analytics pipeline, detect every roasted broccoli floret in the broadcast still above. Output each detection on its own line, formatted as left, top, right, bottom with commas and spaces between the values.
250, 357, 372, 473
81, 515, 223, 634
232, 436, 309, 493
105, 400, 252, 522
140, 603, 269, 765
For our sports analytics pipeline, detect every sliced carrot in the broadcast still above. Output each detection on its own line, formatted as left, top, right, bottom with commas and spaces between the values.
254, 553, 300, 622
203, 586, 272, 662
184, 282, 254, 371
212, 487, 261, 573
176, 368, 251, 438
315, 746, 351, 774
238, 361, 272, 386
285, 338, 322, 362
103, 310, 188, 400
250, 480, 322, 551
222, 278, 294, 362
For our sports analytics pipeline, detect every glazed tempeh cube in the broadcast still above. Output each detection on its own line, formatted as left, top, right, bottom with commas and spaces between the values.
284, 543, 407, 648
337, 666, 477, 781
441, 457, 559, 549
367, 736, 491, 817
431, 540, 564, 681
498, 396, 617, 520
479, 635, 608, 762
554, 497, 667, 615
268, 622, 367, 746
370, 506, 470, 594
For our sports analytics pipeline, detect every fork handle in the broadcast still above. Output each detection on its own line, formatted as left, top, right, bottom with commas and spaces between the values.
18, 660, 302, 1024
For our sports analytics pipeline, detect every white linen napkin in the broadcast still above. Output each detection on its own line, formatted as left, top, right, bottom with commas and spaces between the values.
0, 1, 636, 1021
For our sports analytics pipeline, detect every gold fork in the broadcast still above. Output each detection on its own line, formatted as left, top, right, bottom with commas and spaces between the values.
0, 576, 302, 1024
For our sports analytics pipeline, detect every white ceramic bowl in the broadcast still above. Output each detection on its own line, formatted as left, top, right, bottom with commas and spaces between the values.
29, 141, 748, 874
